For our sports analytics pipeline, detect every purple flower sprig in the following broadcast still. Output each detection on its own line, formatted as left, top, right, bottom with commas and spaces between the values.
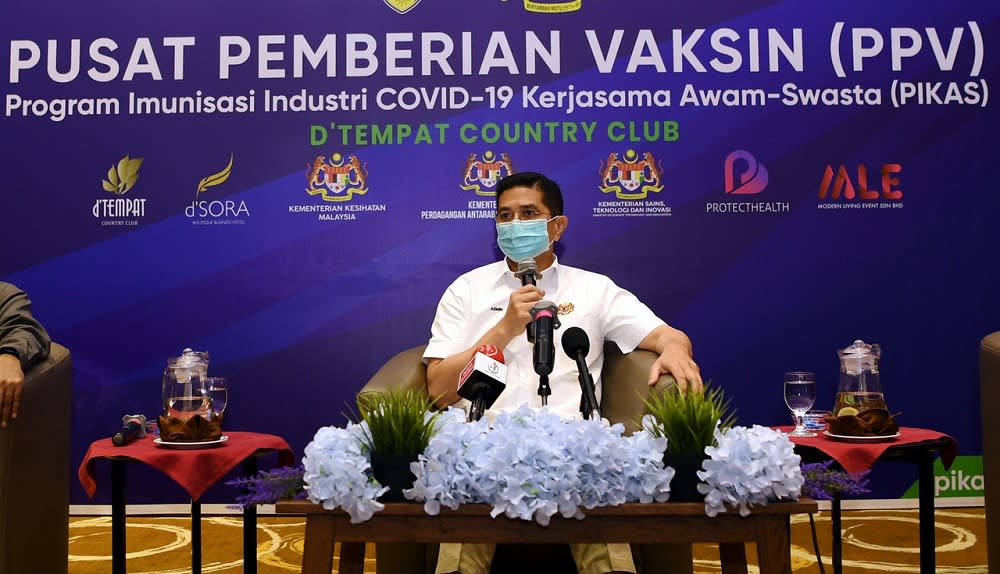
227, 464, 307, 509
800, 460, 871, 500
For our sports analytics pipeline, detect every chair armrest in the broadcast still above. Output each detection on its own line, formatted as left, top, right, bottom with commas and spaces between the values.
600, 342, 678, 435
358, 346, 429, 400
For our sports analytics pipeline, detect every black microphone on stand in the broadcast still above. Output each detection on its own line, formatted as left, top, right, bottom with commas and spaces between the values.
515, 259, 541, 343
561, 327, 601, 420
112, 414, 148, 446
530, 300, 560, 405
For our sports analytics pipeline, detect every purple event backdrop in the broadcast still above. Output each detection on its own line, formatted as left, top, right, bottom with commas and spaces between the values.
2, 0, 998, 504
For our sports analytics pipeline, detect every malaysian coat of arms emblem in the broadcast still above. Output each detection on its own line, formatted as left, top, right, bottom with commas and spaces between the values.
383, 0, 421, 14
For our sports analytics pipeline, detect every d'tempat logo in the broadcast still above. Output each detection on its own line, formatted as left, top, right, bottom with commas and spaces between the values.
383, 0, 420, 14
93, 154, 146, 227
599, 149, 664, 200
186, 154, 250, 225
725, 150, 769, 195
306, 153, 369, 202
522, 0, 582, 13
817, 163, 903, 210
461, 151, 514, 196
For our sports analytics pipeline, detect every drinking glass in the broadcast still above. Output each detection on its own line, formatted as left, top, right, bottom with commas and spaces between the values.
784, 371, 817, 437
206, 377, 228, 419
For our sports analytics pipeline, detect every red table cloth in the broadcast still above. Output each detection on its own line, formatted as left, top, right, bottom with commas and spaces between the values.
780, 426, 957, 474
79, 431, 295, 500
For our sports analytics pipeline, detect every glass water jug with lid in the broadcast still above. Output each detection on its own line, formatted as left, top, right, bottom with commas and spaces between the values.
834, 339, 888, 416
162, 348, 210, 420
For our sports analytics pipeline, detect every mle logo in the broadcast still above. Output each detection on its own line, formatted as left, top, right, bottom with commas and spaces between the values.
818, 164, 903, 201
817, 163, 904, 210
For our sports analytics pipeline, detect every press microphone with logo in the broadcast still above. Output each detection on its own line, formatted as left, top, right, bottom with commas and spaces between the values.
530, 300, 560, 377
457, 344, 508, 422
112, 414, 148, 446
562, 327, 601, 420
515, 259, 541, 343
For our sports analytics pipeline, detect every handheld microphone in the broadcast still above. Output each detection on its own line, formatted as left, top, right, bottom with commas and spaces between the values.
112, 414, 148, 446
515, 259, 540, 286
530, 301, 560, 377
457, 344, 508, 422
562, 327, 601, 420
515, 259, 541, 343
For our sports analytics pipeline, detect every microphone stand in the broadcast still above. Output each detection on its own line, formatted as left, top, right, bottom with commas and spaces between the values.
469, 395, 487, 423
537, 374, 550, 407
573, 351, 601, 420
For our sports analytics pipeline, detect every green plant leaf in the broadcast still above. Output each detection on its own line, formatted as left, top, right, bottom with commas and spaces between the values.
354, 388, 441, 455
639, 382, 737, 455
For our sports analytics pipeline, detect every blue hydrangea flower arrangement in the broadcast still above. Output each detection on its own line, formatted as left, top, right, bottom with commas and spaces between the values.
698, 424, 805, 517
407, 405, 675, 525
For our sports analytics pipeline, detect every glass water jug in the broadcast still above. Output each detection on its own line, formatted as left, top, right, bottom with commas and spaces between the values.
833, 339, 888, 415
162, 348, 211, 420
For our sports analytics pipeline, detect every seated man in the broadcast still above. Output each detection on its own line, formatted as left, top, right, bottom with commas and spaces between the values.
424, 171, 702, 574
0, 281, 51, 428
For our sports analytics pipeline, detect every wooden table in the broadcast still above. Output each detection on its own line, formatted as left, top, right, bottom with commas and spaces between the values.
276, 499, 818, 574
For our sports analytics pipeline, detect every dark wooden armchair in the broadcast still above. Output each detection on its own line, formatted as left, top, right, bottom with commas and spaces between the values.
358, 342, 694, 574
0, 342, 72, 574
980, 331, 1000, 574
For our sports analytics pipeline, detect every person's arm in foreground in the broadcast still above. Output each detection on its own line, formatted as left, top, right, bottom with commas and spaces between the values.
426, 284, 543, 407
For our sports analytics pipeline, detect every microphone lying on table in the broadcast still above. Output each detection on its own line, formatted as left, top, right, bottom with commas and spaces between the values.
112, 414, 147, 446
457, 344, 508, 422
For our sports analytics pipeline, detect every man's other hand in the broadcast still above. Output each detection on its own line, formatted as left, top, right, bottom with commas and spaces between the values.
0, 354, 24, 427
647, 343, 703, 393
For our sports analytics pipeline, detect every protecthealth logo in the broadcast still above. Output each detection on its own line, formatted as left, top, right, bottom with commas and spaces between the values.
725, 150, 769, 195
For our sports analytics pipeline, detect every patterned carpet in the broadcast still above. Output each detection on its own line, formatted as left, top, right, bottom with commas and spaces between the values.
68, 507, 988, 573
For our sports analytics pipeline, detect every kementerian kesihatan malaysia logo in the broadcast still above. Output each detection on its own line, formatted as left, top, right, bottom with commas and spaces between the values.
186, 154, 250, 225
461, 150, 514, 196
293, 153, 386, 222
93, 155, 146, 227
306, 153, 368, 201
592, 149, 671, 218
383, 0, 421, 14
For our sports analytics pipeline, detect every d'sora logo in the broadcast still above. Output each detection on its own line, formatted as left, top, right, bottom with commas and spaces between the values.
197, 154, 234, 195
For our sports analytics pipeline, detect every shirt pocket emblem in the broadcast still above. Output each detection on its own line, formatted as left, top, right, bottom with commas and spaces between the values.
557, 302, 574, 315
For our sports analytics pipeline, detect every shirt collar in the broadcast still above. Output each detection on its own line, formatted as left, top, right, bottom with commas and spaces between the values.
490, 256, 561, 288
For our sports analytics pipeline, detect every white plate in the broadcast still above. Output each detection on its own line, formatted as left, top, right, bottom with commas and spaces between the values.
153, 435, 229, 449
822, 431, 900, 442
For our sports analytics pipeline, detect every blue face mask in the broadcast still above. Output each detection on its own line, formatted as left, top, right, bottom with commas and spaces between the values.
496, 218, 554, 261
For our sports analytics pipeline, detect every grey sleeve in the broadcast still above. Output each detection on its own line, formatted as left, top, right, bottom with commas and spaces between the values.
0, 282, 52, 369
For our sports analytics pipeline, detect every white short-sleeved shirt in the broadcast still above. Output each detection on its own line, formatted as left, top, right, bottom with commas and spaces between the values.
424, 257, 666, 420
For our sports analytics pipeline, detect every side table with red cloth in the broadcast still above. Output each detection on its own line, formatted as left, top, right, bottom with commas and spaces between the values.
79, 431, 294, 574
782, 426, 957, 574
